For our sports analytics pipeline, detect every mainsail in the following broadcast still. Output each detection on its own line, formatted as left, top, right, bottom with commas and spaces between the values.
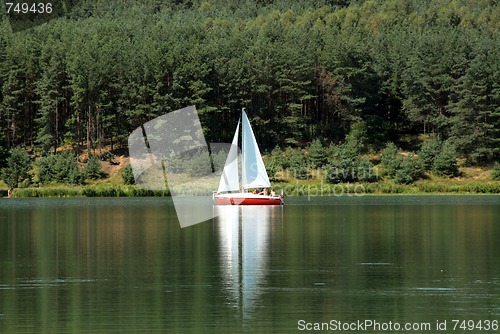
242, 110, 271, 190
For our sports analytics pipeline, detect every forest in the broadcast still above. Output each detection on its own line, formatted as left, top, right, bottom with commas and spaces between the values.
0, 0, 499, 190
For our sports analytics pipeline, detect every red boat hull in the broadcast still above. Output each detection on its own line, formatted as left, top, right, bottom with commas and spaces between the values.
214, 193, 284, 206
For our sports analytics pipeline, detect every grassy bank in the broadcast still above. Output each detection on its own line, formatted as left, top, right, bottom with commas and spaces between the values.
2, 153, 499, 198
4, 179, 500, 198
272, 180, 500, 196
7, 185, 169, 198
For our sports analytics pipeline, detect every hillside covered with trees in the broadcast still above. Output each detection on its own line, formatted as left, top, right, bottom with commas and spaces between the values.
0, 0, 499, 192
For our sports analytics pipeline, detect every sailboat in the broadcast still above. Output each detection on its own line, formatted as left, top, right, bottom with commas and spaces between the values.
214, 108, 284, 205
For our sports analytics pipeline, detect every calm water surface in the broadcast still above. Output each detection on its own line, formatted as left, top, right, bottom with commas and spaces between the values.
0, 196, 499, 333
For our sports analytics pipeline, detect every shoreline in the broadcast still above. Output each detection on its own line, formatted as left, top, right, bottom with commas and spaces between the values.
3, 180, 500, 198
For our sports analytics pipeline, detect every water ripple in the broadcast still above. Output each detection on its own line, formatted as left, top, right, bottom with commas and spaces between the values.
11, 277, 98, 289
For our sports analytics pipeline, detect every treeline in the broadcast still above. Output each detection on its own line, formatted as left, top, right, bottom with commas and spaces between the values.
0, 0, 499, 167
264, 121, 500, 185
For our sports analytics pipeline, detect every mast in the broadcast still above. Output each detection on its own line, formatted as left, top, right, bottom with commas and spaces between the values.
241, 108, 246, 192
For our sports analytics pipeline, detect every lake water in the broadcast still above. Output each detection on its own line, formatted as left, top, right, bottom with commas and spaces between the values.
0, 196, 499, 333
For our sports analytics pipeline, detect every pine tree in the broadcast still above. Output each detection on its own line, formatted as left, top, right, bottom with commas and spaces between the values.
37, 152, 84, 185
448, 43, 499, 164
121, 164, 135, 185
0, 147, 32, 188
419, 136, 442, 171
432, 141, 459, 177
381, 143, 423, 184
85, 155, 107, 180
381, 142, 400, 178
36, 39, 67, 154
0, 132, 7, 168
491, 163, 500, 181
308, 139, 326, 169
393, 153, 424, 185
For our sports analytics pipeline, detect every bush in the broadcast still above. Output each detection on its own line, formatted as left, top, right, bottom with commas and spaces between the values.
357, 156, 378, 182
393, 153, 424, 184
380, 142, 400, 178
37, 151, 84, 185
265, 146, 284, 179
8, 185, 171, 197
121, 164, 135, 185
345, 121, 367, 154
167, 148, 213, 177
85, 155, 107, 180
308, 139, 327, 169
419, 136, 442, 171
37, 154, 56, 183
324, 164, 350, 184
1, 147, 32, 188
432, 142, 459, 177
185, 149, 213, 177
210, 148, 229, 173
325, 141, 377, 184
283, 148, 310, 179
325, 144, 350, 183
380, 143, 423, 184
491, 163, 500, 181
98, 151, 118, 165
325, 157, 377, 184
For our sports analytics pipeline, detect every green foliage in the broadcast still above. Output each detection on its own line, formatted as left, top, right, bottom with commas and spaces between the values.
325, 144, 356, 183
393, 153, 424, 185
419, 136, 442, 171
0, 0, 498, 165
0, 132, 7, 168
37, 152, 85, 185
381, 143, 423, 184
491, 163, 500, 181
324, 140, 376, 184
99, 151, 118, 165
416, 181, 500, 194
380, 142, 400, 178
85, 155, 107, 180
121, 164, 135, 185
448, 43, 500, 164
265, 146, 284, 179
357, 156, 378, 183
345, 121, 368, 153
210, 149, 228, 175
0, 147, 32, 188
8, 185, 169, 198
307, 139, 327, 169
185, 150, 213, 177
432, 142, 459, 177
159, 148, 213, 178
283, 148, 310, 180
420, 137, 459, 177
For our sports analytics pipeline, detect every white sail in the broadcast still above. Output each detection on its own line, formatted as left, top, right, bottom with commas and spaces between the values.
217, 120, 240, 193
242, 110, 271, 190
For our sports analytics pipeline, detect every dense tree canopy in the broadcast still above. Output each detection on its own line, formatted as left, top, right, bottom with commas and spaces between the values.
0, 0, 498, 165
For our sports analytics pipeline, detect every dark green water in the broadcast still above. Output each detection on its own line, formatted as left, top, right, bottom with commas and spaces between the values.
0, 196, 499, 333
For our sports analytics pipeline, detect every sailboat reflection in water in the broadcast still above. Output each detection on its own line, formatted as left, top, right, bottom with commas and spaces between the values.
216, 205, 279, 322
